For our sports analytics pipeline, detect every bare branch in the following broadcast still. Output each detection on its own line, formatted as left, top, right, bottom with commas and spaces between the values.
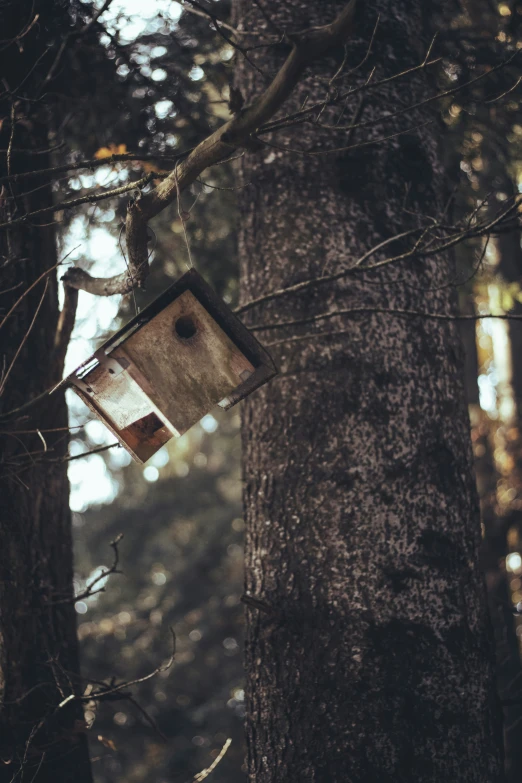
57, 628, 176, 709
50, 535, 123, 607
257, 45, 518, 139
314, 51, 521, 134
485, 75, 522, 104
251, 305, 522, 334
0, 386, 57, 422
0, 279, 49, 397
42, 0, 116, 88
0, 260, 62, 333
183, 0, 268, 76
60, 442, 119, 463
255, 118, 433, 157
235, 226, 431, 314
61, 265, 143, 297
241, 594, 275, 614
0, 151, 184, 187
236, 195, 521, 314
0, 172, 159, 231
6, 102, 16, 182
181, 0, 247, 37
52, 534, 123, 605
118, 1, 358, 292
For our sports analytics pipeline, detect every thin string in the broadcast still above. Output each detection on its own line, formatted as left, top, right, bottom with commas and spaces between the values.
118, 224, 139, 315
174, 162, 194, 271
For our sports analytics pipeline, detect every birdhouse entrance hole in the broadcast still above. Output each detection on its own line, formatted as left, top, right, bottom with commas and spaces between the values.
56, 269, 277, 463
175, 315, 197, 340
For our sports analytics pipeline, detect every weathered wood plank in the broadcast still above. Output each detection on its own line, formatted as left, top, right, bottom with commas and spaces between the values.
120, 290, 255, 435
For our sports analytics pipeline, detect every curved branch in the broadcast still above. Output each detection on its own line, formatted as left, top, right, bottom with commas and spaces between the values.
120, 0, 358, 285
61, 265, 142, 296
49, 2, 357, 300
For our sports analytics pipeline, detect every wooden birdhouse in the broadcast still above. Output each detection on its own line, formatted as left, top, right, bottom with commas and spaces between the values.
56, 270, 277, 463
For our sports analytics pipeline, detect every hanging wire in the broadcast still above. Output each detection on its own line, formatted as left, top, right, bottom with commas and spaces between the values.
174, 162, 194, 271
118, 223, 139, 316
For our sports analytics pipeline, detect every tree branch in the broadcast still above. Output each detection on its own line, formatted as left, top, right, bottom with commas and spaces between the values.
61, 266, 142, 296
112, 1, 357, 292
0, 151, 185, 187
251, 306, 522, 334
57, 628, 176, 709
0, 279, 49, 397
0, 173, 159, 231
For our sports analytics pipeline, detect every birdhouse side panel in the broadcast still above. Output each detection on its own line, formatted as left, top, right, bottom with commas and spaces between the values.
69, 385, 174, 464
80, 362, 154, 430
120, 290, 254, 434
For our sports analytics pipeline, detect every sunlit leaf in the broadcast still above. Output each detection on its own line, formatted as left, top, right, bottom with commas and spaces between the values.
94, 143, 128, 160
97, 735, 117, 751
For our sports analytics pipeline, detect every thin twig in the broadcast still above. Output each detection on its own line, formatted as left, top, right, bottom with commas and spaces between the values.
57, 628, 176, 709
61, 443, 120, 463
251, 305, 522, 333
0, 279, 49, 397
256, 119, 434, 157
0, 174, 160, 231
0, 151, 187, 187
0, 261, 62, 332
51, 534, 123, 604
193, 739, 232, 782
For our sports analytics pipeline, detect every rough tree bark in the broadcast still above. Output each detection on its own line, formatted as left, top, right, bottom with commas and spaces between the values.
0, 3, 91, 781
235, 1, 504, 780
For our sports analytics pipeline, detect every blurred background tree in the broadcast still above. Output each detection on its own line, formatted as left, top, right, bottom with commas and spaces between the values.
50, 2, 248, 780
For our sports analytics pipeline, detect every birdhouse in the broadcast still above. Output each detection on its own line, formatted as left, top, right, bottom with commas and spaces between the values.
56, 269, 277, 463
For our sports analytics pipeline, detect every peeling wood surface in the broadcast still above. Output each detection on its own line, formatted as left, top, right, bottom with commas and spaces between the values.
64, 271, 277, 463
78, 361, 153, 430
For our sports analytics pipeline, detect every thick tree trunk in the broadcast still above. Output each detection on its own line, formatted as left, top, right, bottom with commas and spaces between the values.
0, 4, 91, 781
0, 148, 92, 783
235, 2, 504, 780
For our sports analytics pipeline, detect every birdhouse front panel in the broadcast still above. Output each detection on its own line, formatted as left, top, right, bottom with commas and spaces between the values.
115, 290, 255, 436
57, 269, 277, 463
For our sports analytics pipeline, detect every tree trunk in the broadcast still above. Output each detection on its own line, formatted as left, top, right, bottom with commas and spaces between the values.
464, 293, 522, 783
476, 140, 522, 782
0, 4, 92, 781
235, 2, 504, 780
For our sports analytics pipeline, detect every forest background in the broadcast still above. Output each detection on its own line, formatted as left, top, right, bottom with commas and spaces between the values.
2, 0, 522, 781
